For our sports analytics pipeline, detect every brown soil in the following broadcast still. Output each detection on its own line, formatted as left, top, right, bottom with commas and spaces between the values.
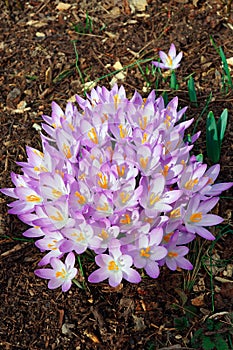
0, 1, 232, 349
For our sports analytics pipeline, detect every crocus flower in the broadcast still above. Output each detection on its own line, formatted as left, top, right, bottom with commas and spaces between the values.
128, 228, 167, 278
88, 239, 141, 287
35, 252, 77, 292
152, 43, 183, 70
160, 231, 193, 271
1, 83, 231, 291
182, 195, 224, 240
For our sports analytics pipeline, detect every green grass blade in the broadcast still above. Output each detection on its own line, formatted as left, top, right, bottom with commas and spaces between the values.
192, 91, 212, 135
206, 111, 220, 163
217, 108, 228, 147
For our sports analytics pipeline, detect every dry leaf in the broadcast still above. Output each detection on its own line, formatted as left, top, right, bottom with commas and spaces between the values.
45, 67, 52, 86
191, 294, 205, 307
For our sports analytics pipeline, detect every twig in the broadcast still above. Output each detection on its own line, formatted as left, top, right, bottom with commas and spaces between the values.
0, 242, 29, 260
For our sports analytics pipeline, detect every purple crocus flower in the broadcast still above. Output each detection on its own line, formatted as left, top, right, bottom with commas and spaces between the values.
152, 43, 183, 70
160, 231, 193, 271
35, 252, 77, 292
182, 195, 224, 240
1, 82, 231, 291
128, 228, 167, 278
88, 239, 141, 287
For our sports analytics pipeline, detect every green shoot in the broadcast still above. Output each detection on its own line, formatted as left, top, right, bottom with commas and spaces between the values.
188, 76, 198, 106
170, 70, 179, 90
136, 61, 151, 87
210, 36, 233, 93
73, 12, 93, 34
73, 41, 86, 95
206, 109, 228, 163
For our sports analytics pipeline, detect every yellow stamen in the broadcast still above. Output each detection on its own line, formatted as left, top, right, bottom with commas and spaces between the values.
166, 55, 173, 67
170, 208, 181, 218
74, 232, 85, 242
63, 144, 72, 159
168, 251, 178, 258
96, 203, 109, 212
149, 193, 160, 206
75, 191, 86, 205
56, 268, 66, 279
98, 230, 109, 240
55, 169, 65, 178
108, 260, 119, 271
68, 123, 75, 131
165, 141, 171, 155
164, 115, 171, 128
97, 173, 108, 189
101, 113, 108, 123
161, 165, 169, 177
119, 192, 130, 204
140, 247, 150, 258
140, 157, 149, 169
118, 124, 127, 139
88, 128, 98, 144
52, 189, 62, 198
78, 173, 86, 180
26, 194, 41, 202
163, 232, 173, 243
144, 217, 154, 224
34, 165, 48, 172
48, 240, 58, 250
190, 212, 202, 223
142, 133, 148, 144
184, 178, 199, 190
139, 116, 148, 130
117, 165, 125, 177
49, 211, 63, 221
120, 214, 131, 225
113, 94, 119, 109
33, 150, 44, 158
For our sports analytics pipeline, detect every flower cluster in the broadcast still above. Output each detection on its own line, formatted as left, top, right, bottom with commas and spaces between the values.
1, 84, 232, 291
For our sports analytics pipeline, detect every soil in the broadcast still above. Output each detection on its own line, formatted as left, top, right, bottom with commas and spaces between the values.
0, 1, 233, 349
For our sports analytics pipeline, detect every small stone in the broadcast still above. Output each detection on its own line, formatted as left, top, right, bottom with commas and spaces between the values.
6, 87, 21, 107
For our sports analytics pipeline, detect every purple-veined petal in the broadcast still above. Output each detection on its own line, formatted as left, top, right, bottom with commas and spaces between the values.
145, 261, 160, 278
123, 268, 141, 284
34, 269, 55, 279
108, 270, 123, 287
88, 268, 109, 283
195, 226, 215, 240
196, 214, 224, 226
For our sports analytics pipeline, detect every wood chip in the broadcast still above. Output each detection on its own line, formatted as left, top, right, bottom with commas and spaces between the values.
56, 2, 72, 11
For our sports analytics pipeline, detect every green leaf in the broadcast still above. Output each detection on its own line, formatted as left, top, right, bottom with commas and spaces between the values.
214, 335, 229, 350
217, 108, 228, 147
170, 70, 178, 90
202, 336, 216, 350
174, 316, 189, 330
206, 111, 220, 163
196, 153, 203, 163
